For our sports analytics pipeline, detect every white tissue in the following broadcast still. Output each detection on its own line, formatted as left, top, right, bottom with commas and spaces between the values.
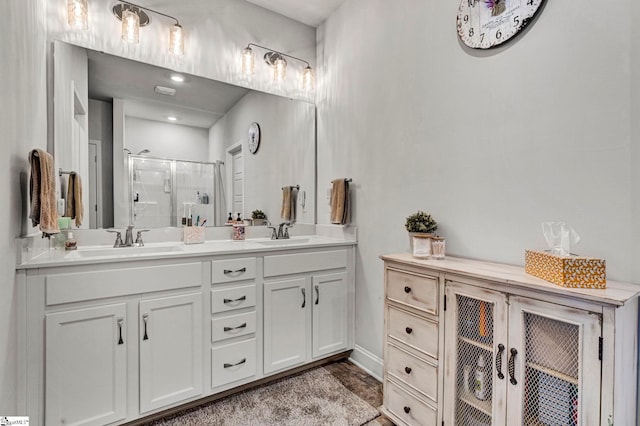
542, 222, 580, 256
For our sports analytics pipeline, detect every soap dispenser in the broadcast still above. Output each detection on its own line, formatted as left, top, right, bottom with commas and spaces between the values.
65, 232, 77, 251
474, 354, 488, 400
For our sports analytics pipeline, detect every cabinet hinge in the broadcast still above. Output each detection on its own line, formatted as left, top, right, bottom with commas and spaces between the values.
598, 337, 603, 361
444, 294, 447, 311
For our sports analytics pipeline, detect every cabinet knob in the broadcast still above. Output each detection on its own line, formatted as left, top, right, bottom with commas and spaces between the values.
403, 406, 411, 414
404, 366, 412, 374
405, 327, 413, 334
404, 286, 411, 293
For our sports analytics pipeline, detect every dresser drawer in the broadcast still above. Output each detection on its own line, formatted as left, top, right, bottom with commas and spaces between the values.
212, 311, 256, 342
387, 343, 438, 403
387, 268, 438, 316
388, 307, 438, 359
211, 338, 256, 388
385, 379, 437, 426
264, 250, 347, 277
211, 284, 256, 314
211, 257, 256, 284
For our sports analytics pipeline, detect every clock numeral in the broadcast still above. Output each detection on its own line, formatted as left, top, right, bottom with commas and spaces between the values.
480, 33, 485, 42
513, 15, 520, 27
495, 29, 502, 39
464, 15, 469, 23
469, 27, 474, 37
527, 0, 534, 5
467, 0, 476, 7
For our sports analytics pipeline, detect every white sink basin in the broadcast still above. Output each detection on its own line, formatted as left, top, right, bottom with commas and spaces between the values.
255, 238, 310, 246
65, 245, 184, 259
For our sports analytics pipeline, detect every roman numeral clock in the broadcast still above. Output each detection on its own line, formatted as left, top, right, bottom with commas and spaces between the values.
457, 0, 545, 49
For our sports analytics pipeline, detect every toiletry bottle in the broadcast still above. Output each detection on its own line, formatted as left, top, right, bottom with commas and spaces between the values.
236, 213, 242, 223
65, 232, 78, 251
474, 354, 487, 400
196, 191, 201, 204
227, 212, 233, 224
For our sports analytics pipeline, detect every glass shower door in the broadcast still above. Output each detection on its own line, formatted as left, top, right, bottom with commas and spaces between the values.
130, 156, 173, 228
175, 160, 215, 227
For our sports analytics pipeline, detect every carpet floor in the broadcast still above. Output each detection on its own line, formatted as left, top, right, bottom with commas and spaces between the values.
150, 367, 381, 426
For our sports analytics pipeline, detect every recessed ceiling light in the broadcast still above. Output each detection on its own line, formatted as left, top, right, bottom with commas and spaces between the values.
167, 116, 178, 121
170, 74, 185, 83
154, 85, 176, 96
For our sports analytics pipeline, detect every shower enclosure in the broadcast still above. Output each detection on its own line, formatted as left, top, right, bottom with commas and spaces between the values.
128, 155, 225, 227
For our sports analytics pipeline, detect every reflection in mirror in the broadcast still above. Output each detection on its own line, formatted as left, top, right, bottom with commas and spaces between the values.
52, 40, 316, 230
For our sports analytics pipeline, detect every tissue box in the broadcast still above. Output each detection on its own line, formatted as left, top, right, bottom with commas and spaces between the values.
525, 250, 606, 289
183, 226, 205, 244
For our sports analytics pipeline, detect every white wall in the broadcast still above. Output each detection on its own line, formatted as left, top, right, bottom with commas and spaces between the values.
0, 0, 47, 413
125, 117, 209, 161
317, 0, 638, 372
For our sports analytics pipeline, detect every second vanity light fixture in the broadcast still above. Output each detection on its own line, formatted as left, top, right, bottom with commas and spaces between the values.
112, 0, 184, 55
242, 43, 315, 91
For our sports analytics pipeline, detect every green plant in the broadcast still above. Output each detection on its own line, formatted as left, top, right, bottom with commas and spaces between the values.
405, 210, 438, 234
251, 209, 267, 220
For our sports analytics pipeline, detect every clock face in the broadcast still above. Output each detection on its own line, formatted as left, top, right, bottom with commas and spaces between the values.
457, 0, 545, 49
248, 122, 261, 154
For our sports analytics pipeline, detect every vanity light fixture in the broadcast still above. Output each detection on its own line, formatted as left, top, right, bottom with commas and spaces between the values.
67, 0, 89, 30
112, 1, 185, 56
241, 43, 315, 91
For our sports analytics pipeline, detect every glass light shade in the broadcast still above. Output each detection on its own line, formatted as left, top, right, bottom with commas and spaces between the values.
67, 0, 88, 30
241, 47, 255, 75
169, 24, 184, 56
273, 57, 287, 83
121, 9, 140, 44
301, 66, 315, 91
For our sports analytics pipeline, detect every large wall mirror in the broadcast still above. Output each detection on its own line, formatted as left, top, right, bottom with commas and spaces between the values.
52, 40, 316, 230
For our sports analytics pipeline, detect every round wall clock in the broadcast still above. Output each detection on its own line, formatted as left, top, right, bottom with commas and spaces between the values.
457, 0, 545, 49
248, 122, 261, 154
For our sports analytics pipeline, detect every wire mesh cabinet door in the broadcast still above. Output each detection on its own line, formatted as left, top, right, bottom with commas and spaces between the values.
506, 296, 602, 425
443, 281, 509, 426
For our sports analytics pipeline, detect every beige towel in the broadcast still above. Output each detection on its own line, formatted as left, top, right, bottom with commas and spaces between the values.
66, 172, 83, 227
281, 186, 297, 223
330, 179, 350, 225
29, 149, 59, 236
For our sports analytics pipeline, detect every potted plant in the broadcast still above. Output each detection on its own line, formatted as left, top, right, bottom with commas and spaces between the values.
405, 210, 438, 253
251, 209, 267, 226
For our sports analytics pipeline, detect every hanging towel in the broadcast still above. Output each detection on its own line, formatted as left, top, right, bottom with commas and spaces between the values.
281, 186, 297, 223
66, 172, 83, 227
29, 149, 59, 237
330, 179, 350, 225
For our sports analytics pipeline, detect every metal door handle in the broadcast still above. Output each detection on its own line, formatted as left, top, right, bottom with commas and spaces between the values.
314, 285, 319, 305
496, 343, 505, 380
223, 267, 247, 274
223, 296, 247, 304
142, 314, 149, 341
301, 288, 306, 308
404, 286, 411, 293
404, 366, 412, 374
117, 318, 124, 345
223, 323, 248, 332
508, 347, 518, 385
405, 327, 413, 334
223, 358, 247, 368
403, 406, 411, 414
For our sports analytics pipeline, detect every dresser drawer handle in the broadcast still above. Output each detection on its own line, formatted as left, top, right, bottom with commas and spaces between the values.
223, 267, 247, 275
404, 366, 412, 374
223, 296, 247, 304
223, 358, 247, 368
403, 406, 411, 414
405, 327, 413, 335
223, 323, 248, 332
404, 286, 411, 293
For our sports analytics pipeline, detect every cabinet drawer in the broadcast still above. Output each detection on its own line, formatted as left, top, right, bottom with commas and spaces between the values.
211, 285, 256, 314
387, 343, 438, 403
211, 338, 256, 388
387, 268, 438, 316
212, 311, 256, 342
264, 250, 347, 277
385, 379, 437, 426
388, 307, 438, 359
211, 258, 256, 284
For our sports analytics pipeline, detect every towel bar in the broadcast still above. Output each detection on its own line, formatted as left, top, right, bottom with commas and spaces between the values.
281, 185, 300, 190
59, 168, 75, 177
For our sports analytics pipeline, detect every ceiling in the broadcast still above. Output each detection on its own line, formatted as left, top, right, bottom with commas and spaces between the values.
245, 0, 345, 27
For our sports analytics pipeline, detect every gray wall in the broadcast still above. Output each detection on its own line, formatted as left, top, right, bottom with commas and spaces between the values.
316, 0, 640, 374
88, 98, 114, 227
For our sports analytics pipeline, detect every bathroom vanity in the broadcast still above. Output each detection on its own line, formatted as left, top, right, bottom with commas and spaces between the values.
16, 235, 355, 426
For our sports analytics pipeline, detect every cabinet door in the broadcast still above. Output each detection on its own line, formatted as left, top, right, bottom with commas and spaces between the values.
507, 297, 601, 425
443, 282, 508, 426
46, 303, 127, 426
264, 277, 310, 374
139, 292, 203, 413
312, 272, 348, 358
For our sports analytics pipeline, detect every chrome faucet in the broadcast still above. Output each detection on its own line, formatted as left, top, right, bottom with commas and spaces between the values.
266, 222, 293, 239
107, 225, 144, 247
124, 225, 135, 246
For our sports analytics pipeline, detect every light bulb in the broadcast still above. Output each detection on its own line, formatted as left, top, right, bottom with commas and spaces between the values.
67, 0, 88, 30
241, 47, 255, 75
121, 8, 140, 44
273, 56, 287, 83
169, 24, 184, 56
302, 66, 315, 91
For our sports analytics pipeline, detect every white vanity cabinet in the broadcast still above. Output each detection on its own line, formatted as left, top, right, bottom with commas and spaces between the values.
381, 254, 640, 426
263, 249, 353, 374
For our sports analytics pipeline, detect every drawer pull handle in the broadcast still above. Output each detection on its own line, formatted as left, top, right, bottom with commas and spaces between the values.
404, 286, 411, 293
223, 267, 247, 275
496, 343, 505, 380
223, 296, 247, 304
508, 347, 518, 385
117, 318, 124, 345
301, 288, 306, 308
223, 358, 247, 368
315, 285, 320, 305
142, 314, 149, 341
405, 327, 413, 335
404, 366, 412, 374
403, 406, 411, 414
223, 323, 248, 332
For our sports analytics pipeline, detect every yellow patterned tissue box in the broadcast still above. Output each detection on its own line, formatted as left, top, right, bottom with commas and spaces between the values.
525, 250, 606, 289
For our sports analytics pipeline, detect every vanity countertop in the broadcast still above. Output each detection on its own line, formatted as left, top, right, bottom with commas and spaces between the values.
17, 236, 356, 270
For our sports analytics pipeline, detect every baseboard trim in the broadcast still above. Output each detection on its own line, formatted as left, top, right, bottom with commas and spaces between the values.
349, 344, 383, 381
